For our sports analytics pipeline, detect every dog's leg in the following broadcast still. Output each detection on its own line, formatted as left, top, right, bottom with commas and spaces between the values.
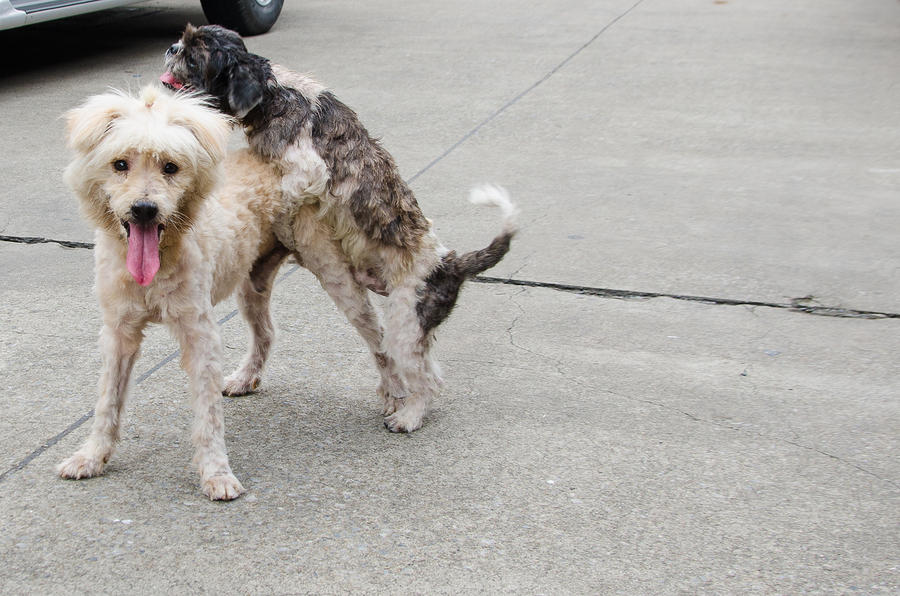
375, 351, 407, 418
382, 283, 443, 433
57, 317, 146, 479
224, 246, 290, 396
288, 208, 405, 407
296, 253, 406, 406
172, 308, 245, 500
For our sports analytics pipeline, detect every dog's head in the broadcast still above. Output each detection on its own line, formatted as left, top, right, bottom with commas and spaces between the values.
64, 85, 231, 286
161, 24, 268, 119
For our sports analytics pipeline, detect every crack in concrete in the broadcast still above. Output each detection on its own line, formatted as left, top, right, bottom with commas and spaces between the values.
9, 234, 892, 321
546, 361, 898, 491
506, 288, 569, 378
570, 380, 900, 491
494, 304, 899, 491
5, 234, 896, 486
0, 234, 94, 250
780, 438, 899, 491
638, 396, 899, 490
473, 276, 900, 320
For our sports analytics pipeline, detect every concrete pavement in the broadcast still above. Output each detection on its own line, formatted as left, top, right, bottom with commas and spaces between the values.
1, 0, 898, 594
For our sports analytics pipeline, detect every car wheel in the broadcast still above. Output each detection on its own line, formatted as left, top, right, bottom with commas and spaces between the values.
200, 0, 284, 36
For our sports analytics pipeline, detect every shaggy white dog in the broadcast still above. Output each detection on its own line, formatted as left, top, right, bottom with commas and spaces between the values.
57, 85, 283, 500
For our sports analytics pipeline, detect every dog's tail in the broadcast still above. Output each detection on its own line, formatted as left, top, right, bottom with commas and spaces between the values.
458, 185, 519, 275
416, 185, 519, 333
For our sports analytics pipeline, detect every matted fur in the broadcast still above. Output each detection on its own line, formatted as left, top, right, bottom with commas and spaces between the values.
162, 25, 519, 432
57, 85, 284, 500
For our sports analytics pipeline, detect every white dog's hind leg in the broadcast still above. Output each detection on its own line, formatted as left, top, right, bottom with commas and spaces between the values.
224, 276, 281, 396
57, 318, 145, 479
174, 308, 245, 501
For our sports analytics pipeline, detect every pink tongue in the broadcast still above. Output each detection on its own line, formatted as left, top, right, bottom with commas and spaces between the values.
159, 72, 184, 90
127, 224, 161, 286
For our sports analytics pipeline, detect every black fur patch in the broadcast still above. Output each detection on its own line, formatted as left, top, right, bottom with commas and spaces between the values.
248, 243, 291, 293
417, 252, 464, 334
416, 232, 514, 333
454, 233, 512, 278
311, 92, 429, 249
242, 84, 313, 159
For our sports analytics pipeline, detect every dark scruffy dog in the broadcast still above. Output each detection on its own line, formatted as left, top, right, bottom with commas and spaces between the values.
161, 25, 518, 433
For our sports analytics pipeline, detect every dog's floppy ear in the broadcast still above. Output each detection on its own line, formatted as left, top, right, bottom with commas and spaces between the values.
226, 60, 265, 119
206, 48, 230, 85
65, 94, 125, 154
206, 49, 263, 119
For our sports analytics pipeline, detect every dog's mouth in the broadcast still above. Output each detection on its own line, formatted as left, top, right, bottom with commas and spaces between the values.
123, 221, 165, 286
160, 72, 189, 91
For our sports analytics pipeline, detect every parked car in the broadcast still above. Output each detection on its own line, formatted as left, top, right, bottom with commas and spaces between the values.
0, 0, 284, 36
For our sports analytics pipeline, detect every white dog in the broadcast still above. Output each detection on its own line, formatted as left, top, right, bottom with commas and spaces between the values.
57, 85, 283, 500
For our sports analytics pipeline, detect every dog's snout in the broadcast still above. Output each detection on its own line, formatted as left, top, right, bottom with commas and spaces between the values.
167, 43, 180, 57
131, 201, 159, 224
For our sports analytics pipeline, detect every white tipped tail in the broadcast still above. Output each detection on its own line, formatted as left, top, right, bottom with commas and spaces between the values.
469, 185, 519, 236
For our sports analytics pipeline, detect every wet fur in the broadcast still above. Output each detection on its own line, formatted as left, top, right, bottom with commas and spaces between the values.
164, 25, 518, 432
57, 86, 284, 500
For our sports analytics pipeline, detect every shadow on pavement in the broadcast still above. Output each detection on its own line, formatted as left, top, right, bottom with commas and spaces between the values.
0, 4, 207, 80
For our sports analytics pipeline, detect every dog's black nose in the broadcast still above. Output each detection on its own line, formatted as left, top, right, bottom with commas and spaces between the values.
131, 201, 158, 224
167, 43, 179, 57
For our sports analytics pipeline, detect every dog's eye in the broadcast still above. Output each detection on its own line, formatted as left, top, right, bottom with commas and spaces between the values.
113, 160, 128, 172
163, 163, 179, 175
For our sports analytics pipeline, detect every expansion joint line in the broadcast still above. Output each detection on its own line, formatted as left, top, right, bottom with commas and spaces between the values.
2, 235, 896, 320
407, 0, 645, 184
0, 234, 94, 249
2, 234, 896, 319
472, 276, 900, 320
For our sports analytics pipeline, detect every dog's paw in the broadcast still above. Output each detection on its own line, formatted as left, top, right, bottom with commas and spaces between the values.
381, 395, 405, 417
384, 408, 425, 434
202, 473, 246, 501
57, 453, 105, 479
223, 373, 261, 396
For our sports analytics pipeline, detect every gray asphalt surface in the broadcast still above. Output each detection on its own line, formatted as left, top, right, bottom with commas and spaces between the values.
1, 0, 898, 594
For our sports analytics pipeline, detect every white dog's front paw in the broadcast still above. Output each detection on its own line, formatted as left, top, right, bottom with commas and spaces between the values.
223, 373, 260, 397
384, 406, 426, 434
202, 473, 246, 501
57, 453, 106, 479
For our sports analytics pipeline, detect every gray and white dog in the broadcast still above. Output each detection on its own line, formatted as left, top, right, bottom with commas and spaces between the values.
162, 25, 518, 433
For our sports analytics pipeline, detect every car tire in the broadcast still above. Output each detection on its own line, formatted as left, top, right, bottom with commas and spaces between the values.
200, 0, 284, 36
